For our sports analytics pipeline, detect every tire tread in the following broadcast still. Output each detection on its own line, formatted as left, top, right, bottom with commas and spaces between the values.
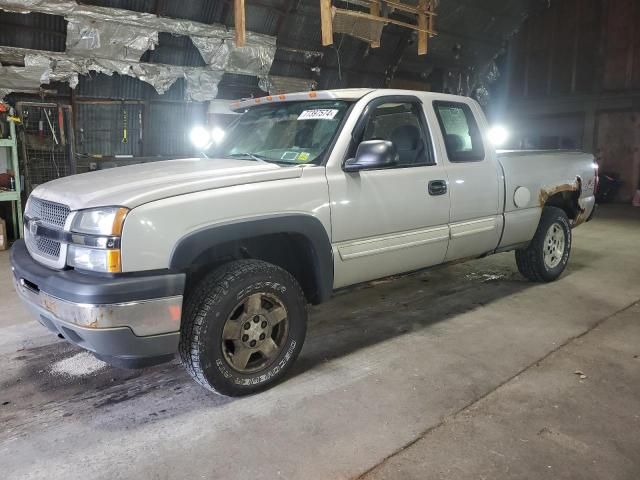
179, 259, 306, 395
515, 206, 570, 283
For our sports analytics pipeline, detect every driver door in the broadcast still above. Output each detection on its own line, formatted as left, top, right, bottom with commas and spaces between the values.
326, 96, 451, 288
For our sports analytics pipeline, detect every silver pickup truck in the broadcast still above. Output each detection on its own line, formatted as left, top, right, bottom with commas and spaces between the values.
11, 89, 597, 396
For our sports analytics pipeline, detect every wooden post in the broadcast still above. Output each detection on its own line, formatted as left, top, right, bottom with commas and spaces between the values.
320, 0, 333, 46
370, 0, 380, 48
234, 0, 246, 47
418, 0, 428, 55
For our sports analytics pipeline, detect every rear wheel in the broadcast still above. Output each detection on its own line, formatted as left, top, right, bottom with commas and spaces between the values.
179, 259, 307, 396
515, 206, 572, 282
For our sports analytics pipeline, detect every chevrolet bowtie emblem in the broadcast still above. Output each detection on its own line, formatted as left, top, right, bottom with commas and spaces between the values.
29, 218, 41, 236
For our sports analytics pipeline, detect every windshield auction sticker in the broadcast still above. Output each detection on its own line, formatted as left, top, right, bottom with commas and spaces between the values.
298, 109, 339, 120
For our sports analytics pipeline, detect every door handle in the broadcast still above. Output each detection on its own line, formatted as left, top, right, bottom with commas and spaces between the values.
428, 180, 447, 196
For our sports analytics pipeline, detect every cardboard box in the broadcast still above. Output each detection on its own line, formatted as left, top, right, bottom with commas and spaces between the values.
0, 218, 7, 251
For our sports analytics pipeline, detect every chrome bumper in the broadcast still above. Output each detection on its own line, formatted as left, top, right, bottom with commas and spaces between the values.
14, 274, 182, 337
13, 273, 182, 367
10, 239, 184, 367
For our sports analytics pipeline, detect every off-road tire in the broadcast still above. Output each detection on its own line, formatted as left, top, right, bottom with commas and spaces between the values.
179, 259, 307, 396
515, 206, 572, 282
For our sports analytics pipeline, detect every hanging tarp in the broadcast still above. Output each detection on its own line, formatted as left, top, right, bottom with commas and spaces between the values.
0, 0, 276, 100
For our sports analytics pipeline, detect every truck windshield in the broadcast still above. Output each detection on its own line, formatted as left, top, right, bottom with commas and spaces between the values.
210, 100, 351, 165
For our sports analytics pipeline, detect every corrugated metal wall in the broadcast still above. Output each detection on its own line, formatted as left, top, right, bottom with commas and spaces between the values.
146, 102, 207, 156
506, 0, 640, 98
74, 74, 207, 159
0, 11, 67, 52
76, 103, 144, 157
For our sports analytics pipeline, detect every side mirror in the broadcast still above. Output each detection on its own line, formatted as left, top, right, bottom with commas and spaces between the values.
344, 140, 399, 172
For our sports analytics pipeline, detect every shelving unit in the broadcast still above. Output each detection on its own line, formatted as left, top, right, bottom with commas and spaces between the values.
0, 116, 23, 239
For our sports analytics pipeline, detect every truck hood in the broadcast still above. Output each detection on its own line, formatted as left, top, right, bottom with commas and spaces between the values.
31, 158, 303, 211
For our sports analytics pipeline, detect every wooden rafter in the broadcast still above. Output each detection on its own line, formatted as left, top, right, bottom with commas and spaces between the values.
320, 0, 334, 46
320, 0, 437, 54
370, 1, 381, 48
418, 0, 427, 55
235, 0, 246, 47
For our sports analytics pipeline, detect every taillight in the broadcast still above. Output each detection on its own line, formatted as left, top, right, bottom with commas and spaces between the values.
592, 162, 599, 194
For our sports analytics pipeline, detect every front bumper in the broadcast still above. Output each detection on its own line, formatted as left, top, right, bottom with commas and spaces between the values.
11, 240, 186, 368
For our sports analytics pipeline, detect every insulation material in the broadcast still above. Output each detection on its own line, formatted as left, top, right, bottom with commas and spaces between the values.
133, 63, 184, 95
0, 0, 276, 75
333, 9, 384, 44
0, 64, 47, 92
0, 0, 276, 100
6, 49, 220, 100
0, 1, 271, 43
0, 0, 76, 12
190, 36, 231, 70
263, 75, 317, 94
66, 17, 159, 62
24, 53, 78, 87
184, 69, 224, 102
228, 40, 277, 76
190, 32, 276, 76
230, 31, 276, 75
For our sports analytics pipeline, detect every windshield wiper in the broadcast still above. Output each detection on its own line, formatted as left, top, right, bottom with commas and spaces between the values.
227, 152, 270, 163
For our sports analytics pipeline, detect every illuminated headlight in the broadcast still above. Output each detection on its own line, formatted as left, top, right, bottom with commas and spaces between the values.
67, 207, 128, 273
67, 246, 121, 273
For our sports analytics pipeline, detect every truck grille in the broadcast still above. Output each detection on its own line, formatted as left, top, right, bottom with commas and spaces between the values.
25, 197, 70, 264
27, 197, 70, 228
35, 236, 62, 258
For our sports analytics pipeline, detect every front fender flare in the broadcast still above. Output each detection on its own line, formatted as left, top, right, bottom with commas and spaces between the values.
169, 214, 333, 304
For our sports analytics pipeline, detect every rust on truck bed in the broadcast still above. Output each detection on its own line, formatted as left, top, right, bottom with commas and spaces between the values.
538, 177, 588, 227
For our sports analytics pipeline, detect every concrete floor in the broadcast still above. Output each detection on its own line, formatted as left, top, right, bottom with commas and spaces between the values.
0, 205, 639, 480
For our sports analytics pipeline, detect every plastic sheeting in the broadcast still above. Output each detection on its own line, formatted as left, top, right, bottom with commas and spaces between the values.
0, 64, 46, 98
0, 0, 76, 12
66, 17, 159, 62
0, 0, 276, 73
190, 33, 276, 76
229, 34, 277, 76
190, 36, 230, 71
0, 0, 276, 100
0, 48, 220, 100
184, 69, 223, 102
261, 75, 317, 94
0, 62, 44, 100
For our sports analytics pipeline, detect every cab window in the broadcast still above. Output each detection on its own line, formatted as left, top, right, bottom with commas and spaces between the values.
360, 102, 433, 167
433, 101, 485, 162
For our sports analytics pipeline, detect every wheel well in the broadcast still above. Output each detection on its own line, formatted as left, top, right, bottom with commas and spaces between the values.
185, 233, 323, 305
543, 179, 582, 220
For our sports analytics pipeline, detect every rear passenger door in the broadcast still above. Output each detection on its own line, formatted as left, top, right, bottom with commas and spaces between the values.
327, 96, 451, 288
432, 100, 502, 261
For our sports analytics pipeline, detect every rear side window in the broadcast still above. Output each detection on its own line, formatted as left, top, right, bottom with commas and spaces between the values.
433, 101, 485, 162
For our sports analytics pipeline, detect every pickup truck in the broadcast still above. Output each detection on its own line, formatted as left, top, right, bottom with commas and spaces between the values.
11, 89, 597, 396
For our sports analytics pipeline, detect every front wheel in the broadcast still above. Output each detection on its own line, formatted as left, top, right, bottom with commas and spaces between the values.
179, 260, 307, 396
515, 206, 572, 282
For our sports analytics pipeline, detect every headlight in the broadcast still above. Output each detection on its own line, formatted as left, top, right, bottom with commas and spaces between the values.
71, 207, 128, 235
67, 207, 128, 273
